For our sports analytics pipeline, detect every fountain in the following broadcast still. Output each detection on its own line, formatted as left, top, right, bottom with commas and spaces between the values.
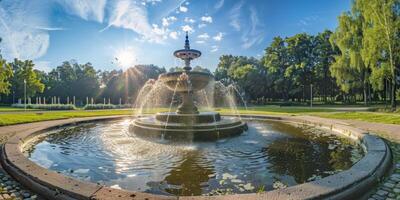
129, 32, 247, 140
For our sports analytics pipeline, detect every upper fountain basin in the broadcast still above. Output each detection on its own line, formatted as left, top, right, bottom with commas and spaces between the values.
173, 49, 201, 60
159, 71, 214, 92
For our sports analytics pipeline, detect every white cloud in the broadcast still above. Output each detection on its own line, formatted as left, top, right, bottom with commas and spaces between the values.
198, 23, 207, 28
169, 31, 179, 39
55, 0, 107, 23
214, 0, 224, 10
197, 33, 209, 40
195, 40, 205, 44
181, 25, 194, 33
184, 17, 195, 23
179, 6, 188, 12
0, 0, 51, 61
213, 32, 223, 41
210, 45, 218, 52
162, 16, 177, 27
230, 1, 243, 31
162, 18, 169, 27
201, 16, 213, 23
151, 24, 167, 39
105, 0, 165, 43
142, 0, 162, 6
34, 26, 65, 31
241, 6, 264, 49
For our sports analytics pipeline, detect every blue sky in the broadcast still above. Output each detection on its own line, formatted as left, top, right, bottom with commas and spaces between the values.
0, 0, 351, 72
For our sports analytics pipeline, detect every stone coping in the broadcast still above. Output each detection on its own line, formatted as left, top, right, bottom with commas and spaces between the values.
0, 115, 392, 200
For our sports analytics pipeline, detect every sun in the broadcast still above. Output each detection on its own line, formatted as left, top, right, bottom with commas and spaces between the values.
114, 47, 137, 70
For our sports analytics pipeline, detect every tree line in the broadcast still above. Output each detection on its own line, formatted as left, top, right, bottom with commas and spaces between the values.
0, 55, 166, 106
0, 0, 399, 109
216, 0, 400, 109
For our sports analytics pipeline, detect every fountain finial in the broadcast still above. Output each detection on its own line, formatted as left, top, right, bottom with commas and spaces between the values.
173, 31, 201, 72
184, 31, 190, 50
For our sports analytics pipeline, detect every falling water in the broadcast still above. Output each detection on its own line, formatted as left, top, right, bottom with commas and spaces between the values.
228, 83, 248, 112
133, 77, 247, 122
164, 82, 179, 130
200, 89, 218, 132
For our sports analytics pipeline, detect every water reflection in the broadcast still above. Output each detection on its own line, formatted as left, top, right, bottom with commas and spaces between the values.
163, 152, 214, 195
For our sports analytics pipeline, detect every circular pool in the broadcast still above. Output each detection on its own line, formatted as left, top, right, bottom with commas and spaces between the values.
23, 118, 364, 196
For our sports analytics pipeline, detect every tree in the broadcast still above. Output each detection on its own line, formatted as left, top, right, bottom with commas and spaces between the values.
285, 33, 315, 101
100, 64, 166, 104
313, 30, 339, 102
355, 0, 400, 109
0, 38, 13, 95
330, 9, 370, 105
9, 59, 44, 101
192, 65, 211, 73
262, 37, 292, 101
215, 55, 236, 84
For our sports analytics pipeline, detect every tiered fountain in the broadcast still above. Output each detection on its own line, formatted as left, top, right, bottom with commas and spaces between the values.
130, 32, 247, 140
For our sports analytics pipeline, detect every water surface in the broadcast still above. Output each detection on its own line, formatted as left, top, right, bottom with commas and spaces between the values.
25, 118, 363, 196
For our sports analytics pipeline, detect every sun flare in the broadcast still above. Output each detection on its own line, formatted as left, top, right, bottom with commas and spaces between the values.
114, 48, 137, 70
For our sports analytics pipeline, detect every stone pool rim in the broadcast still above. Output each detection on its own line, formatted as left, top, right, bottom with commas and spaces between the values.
0, 115, 392, 200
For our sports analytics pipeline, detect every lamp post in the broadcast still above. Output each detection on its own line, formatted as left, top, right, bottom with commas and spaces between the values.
24, 79, 26, 111
310, 84, 313, 108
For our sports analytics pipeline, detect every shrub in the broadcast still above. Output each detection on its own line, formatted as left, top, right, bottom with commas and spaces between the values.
11, 104, 76, 110
83, 104, 134, 110
83, 104, 116, 110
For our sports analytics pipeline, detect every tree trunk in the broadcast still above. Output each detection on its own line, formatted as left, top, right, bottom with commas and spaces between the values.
391, 79, 396, 111
363, 82, 367, 106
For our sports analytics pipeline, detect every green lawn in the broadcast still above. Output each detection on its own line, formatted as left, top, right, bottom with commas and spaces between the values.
0, 106, 40, 112
314, 112, 400, 125
0, 105, 399, 126
0, 110, 134, 126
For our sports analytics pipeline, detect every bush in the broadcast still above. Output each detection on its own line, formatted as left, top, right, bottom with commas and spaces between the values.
11, 104, 76, 110
115, 104, 133, 109
83, 104, 133, 110
83, 104, 116, 110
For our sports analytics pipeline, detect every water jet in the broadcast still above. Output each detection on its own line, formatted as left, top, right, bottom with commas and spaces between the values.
129, 32, 247, 140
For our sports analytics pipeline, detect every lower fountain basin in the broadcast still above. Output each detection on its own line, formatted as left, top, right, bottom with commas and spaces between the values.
130, 114, 247, 141
21, 117, 368, 197
155, 112, 221, 123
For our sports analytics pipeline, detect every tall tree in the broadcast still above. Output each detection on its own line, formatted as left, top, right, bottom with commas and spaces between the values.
215, 55, 236, 85
313, 30, 338, 102
355, 0, 400, 109
9, 59, 44, 101
330, 9, 370, 105
285, 33, 315, 101
263, 37, 292, 101
0, 38, 13, 95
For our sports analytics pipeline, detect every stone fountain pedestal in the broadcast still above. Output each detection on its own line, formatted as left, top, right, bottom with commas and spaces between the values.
129, 33, 247, 141
129, 71, 248, 141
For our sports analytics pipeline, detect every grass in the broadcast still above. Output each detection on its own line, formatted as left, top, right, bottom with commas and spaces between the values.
0, 110, 134, 126
0, 106, 40, 112
313, 111, 400, 125
0, 104, 399, 126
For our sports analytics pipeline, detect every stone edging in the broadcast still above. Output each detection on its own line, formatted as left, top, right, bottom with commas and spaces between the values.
0, 115, 392, 200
